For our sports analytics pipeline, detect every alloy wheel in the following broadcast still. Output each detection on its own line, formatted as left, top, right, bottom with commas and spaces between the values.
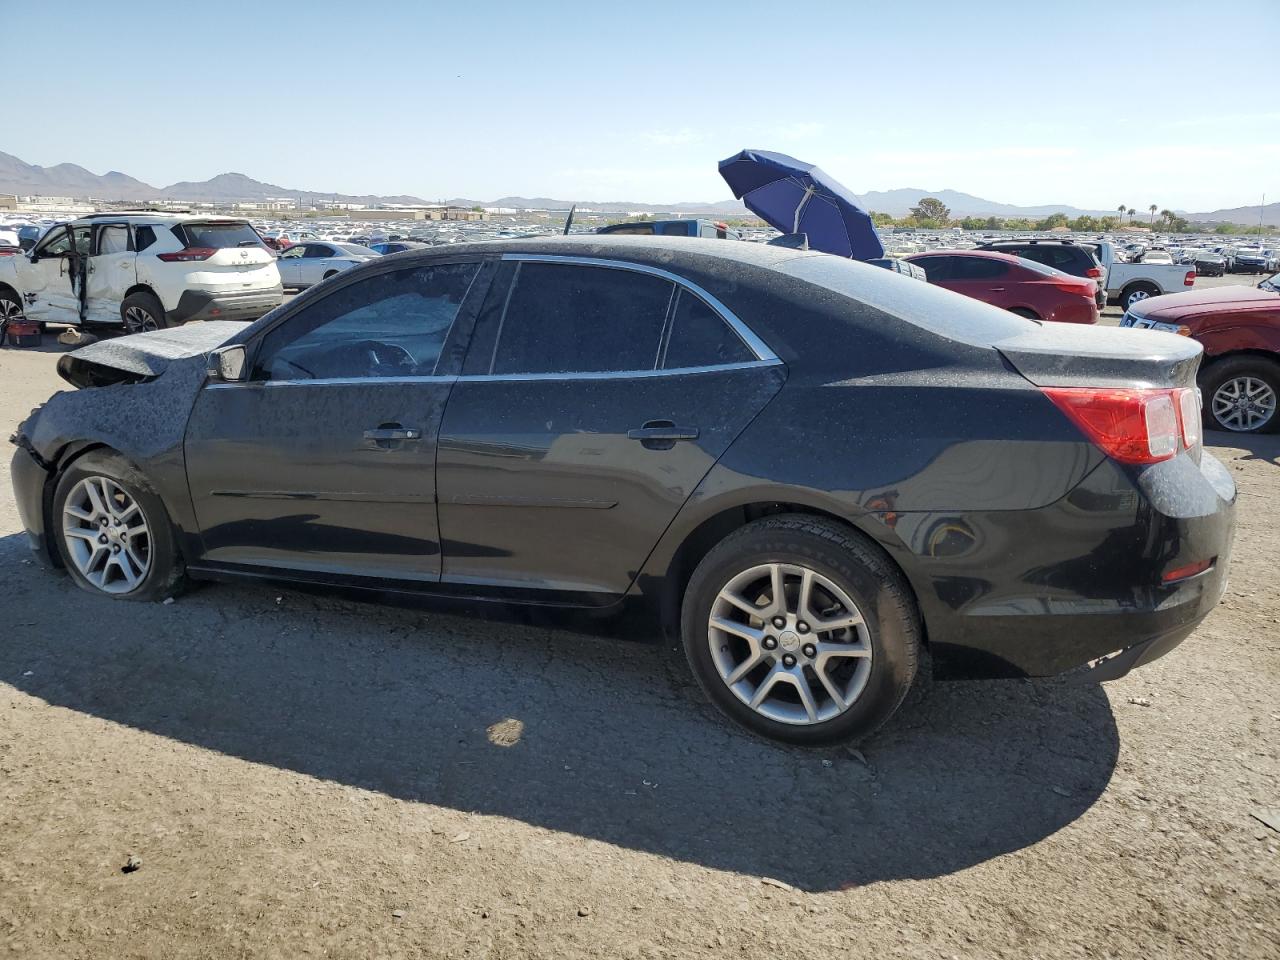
707, 562, 872, 725
0, 295, 23, 321
1126, 289, 1152, 308
61, 476, 152, 594
1211, 376, 1277, 432
124, 305, 159, 333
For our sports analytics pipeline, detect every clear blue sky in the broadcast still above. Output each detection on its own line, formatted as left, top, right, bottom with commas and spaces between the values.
6, 0, 1276, 212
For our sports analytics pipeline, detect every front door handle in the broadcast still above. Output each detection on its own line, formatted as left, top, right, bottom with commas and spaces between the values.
988, 287, 1005, 292
628, 420, 699, 450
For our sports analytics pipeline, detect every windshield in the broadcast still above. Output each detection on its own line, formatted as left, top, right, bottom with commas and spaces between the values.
1260, 273, 1279, 292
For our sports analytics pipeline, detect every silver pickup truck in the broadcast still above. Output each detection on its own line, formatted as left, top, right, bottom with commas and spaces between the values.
1084, 240, 1197, 311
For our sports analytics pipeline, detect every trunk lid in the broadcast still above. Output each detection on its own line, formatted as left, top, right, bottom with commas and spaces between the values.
56, 322, 251, 388
995, 324, 1202, 390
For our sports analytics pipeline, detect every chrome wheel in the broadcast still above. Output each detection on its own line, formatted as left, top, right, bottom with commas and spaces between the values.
1125, 288, 1153, 309
124, 305, 159, 333
708, 562, 872, 726
61, 476, 152, 594
0, 294, 23, 321
1212, 376, 1277, 432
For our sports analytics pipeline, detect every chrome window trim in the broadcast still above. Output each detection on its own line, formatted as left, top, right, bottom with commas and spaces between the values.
498, 253, 779, 363
206, 375, 459, 389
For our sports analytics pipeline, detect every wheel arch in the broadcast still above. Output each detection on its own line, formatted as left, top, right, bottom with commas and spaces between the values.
646, 496, 926, 648
37, 441, 115, 568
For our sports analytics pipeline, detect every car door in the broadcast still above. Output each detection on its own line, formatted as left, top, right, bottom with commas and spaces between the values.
299, 243, 335, 287
946, 255, 1014, 308
435, 255, 786, 601
183, 258, 491, 582
84, 223, 136, 323
276, 243, 305, 287
19, 225, 81, 323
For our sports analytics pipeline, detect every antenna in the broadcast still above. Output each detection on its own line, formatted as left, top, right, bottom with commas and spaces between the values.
563, 204, 576, 235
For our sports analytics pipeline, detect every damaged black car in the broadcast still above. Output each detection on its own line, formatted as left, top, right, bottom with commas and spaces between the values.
9, 236, 1237, 745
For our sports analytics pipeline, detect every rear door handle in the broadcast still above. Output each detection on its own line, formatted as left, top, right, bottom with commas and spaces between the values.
363, 426, 421, 441
988, 287, 1005, 292
628, 420, 699, 449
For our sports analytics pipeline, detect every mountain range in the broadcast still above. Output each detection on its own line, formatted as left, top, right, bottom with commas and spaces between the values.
2, 150, 1273, 224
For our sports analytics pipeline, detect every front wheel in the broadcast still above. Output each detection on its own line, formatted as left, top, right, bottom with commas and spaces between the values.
680, 516, 921, 746
1121, 283, 1160, 310
1202, 356, 1280, 434
52, 450, 185, 601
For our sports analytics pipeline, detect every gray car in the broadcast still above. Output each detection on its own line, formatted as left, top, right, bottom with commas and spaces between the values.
276, 242, 379, 290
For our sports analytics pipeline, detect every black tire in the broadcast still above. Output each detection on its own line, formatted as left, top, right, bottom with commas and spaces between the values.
1010, 307, 1040, 320
120, 291, 168, 333
1200, 355, 1280, 435
680, 515, 921, 746
51, 450, 185, 602
322, 270, 339, 280
1120, 282, 1160, 311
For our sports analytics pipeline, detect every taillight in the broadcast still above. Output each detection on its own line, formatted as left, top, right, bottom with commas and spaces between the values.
1053, 280, 1095, 297
1183, 270, 1196, 286
156, 247, 216, 262
1178, 387, 1202, 451
1085, 266, 1103, 279
1044, 387, 1192, 464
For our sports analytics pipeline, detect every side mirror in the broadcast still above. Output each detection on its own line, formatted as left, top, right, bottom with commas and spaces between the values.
208, 344, 248, 382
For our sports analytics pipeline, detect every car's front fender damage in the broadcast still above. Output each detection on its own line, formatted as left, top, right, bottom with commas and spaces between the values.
10, 355, 211, 565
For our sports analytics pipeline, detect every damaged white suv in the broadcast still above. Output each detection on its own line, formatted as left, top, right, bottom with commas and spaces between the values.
0, 213, 284, 333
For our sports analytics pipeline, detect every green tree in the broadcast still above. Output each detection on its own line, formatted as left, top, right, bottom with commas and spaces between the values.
1127, 207, 1136, 224
1148, 204, 1158, 227
870, 211, 895, 226
1069, 215, 1099, 232
910, 197, 951, 223
1117, 204, 1127, 224
1036, 212, 1069, 231
959, 216, 988, 230
1214, 223, 1237, 234
985, 216, 1001, 230
1099, 216, 1120, 231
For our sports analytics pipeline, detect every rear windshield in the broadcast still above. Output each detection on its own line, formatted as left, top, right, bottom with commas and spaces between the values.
1015, 258, 1071, 278
778, 254, 1035, 346
337, 243, 377, 256
175, 221, 264, 249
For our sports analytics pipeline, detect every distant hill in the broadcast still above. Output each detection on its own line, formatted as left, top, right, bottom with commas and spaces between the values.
1183, 201, 1280, 226
0, 149, 1244, 221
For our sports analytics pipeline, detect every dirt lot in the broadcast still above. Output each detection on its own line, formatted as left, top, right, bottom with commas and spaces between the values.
1, 286, 1277, 959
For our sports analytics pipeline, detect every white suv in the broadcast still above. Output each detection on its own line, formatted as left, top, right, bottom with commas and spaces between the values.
0, 213, 284, 333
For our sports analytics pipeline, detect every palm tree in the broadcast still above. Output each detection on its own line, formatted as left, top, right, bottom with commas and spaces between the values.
1148, 204, 1158, 227
1117, 203, 1127, 224
1160, 208, 1176, 231
1127, 207, 1136, 225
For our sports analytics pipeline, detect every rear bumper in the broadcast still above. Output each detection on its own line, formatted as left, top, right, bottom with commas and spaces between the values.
905, 451, 1236, 680
169, 285, 284, 324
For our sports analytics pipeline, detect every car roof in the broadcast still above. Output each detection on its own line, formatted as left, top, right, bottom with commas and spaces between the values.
70, 212, 252, 225
376, 234, 830, 272
905, 249, 1021, 262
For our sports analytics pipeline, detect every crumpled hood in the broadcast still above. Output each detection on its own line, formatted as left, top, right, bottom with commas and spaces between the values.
56, 322, 250, 388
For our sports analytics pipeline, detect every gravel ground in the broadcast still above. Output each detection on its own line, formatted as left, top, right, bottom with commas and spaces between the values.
0, 282, 1277, 959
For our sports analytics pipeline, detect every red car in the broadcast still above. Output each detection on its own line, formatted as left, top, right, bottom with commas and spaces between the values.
905, 250, 1099, 324
1120, 273, 1280, 433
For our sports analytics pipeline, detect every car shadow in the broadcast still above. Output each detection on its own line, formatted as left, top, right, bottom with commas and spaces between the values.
1206, 430, 1280, 467
1, 532, 1118, 892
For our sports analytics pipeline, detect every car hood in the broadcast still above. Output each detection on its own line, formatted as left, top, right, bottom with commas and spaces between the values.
1135, 284, 1279, 320
56, 322, 251, 388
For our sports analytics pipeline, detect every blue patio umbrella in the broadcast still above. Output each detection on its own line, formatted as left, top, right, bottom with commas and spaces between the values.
718, 149, 885, 260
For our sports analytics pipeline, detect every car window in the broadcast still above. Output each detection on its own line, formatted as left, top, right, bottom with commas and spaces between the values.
657, 222, 691, 236
134, 225, 157, 252
97, 225, 130, 255
911, 255, 954, 281
71, 226, 92, 255
662, 289, 754, 368
35, 226, 73, 256
303, 244, 333, 258
279, 246, 305, 259
953, 256, 1008, 280
489, 263, 674, 375
251, 262, 480, 381
176, 221, 263, 249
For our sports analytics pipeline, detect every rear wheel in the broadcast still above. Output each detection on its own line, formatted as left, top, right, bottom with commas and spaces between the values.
1202, 356, 1280, 434
52, 450, 184, 601
680, 516, 921, 746
1121, 282, 1160, 310
121, 291, 168, 333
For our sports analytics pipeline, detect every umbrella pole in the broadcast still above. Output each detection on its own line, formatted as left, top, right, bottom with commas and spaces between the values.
793, 184, 817, 234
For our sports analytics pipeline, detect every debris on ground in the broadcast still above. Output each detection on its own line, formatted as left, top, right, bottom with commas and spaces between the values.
577, 906, 591, 917
449, 832, 471, 844
122, 855, 142, 873
1127, 697, 1152, 707
761, 877, 795, 892
391, 909, 406, 919
57, 329, 98, 348
162, 597, 175, 605
846, 747, 868, 765
1250, 809, 1280, 834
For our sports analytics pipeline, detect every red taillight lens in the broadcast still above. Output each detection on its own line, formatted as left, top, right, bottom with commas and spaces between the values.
156, 247, 216, 262
1162, 557, 1214, 583
1053, 280, 1095, 296
1085, 266, 1103, 279
1044, 387, 1181, 464
1183, 270, 1196, 286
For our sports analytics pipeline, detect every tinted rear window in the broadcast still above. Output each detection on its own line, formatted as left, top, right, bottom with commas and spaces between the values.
779, 255, 1035, 346
177, 222, 263, 248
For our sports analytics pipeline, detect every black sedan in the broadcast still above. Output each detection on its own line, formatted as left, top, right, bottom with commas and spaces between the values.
9, 236, 1236, 745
